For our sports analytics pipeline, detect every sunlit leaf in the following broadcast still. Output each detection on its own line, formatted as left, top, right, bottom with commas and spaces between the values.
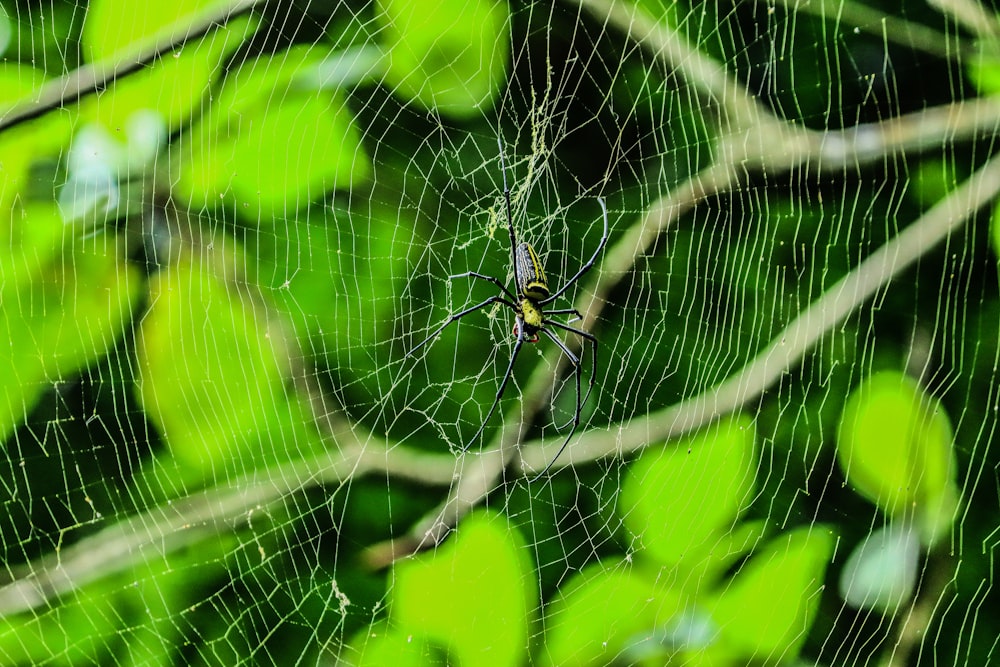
175, 45, 371, 224
80, 0, 255, 130
836, 371, 958, 544
539, 563, 682, 667
708, 526, 835, 661
135, 256, 291, 475
0, 205, 141, 441
344, 621, 444, 667
377, 0, 509, 118
621, 415, 758, 568
391, 511, 534, 667
966, 40, 1000, 96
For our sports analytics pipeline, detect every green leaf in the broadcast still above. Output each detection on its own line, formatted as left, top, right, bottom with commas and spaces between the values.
911, 159, 960, 210
175, 46, 371, 224
253, 202, 409, 369
391, 511, 534, 667
966, 39, 1000, 96
539, 563, 682, 667
80, 0, 255, 130
621, 415, 758, 568
377, 0, 510, 118
708, 526, 835, 662
689, 519, 768, 585
0, 206, 141, 441
0, 64, 74, 213
0, 574, 124, 664
345, 622, 446, 666
836, 371, 958, 544
0, 203, 65, 301
0, 531, 237, 665
135, 256, 292, 476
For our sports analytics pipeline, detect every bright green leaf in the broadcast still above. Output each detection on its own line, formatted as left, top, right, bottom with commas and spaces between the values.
0, 203, 65, 301
688, 519, 768, 586
392, 511, 534, 667
709, 526, 835, 662
175, 46, 371, 224
135, 256, 291, 475
0, 530, 237, 665
621, 415, 758, 568
539, 563, 682, 667
0, 64, 73, 213
836, 371, 958, 544
83, 0, 205, 58
80, 0, 255, 130
0, 574, 124, 664
377, 0, 509, 118
0, 206, 141, 441
966, 40, 1000, 96
344, 622, 445, 666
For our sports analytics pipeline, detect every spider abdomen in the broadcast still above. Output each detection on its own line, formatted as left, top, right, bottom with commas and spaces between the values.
516, 242, 549, 300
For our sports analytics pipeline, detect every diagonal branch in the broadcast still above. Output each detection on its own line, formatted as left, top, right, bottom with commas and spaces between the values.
519, 150, 1000, 473
0, 0, 261, 134
365, 92, 1000, 563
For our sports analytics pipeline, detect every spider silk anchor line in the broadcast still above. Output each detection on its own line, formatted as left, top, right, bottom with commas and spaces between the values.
406, 137, 608, 480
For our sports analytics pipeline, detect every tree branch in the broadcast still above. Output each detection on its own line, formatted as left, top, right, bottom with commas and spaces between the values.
0, 0, 261, 134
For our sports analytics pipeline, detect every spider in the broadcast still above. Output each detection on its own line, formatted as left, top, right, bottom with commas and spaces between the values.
406, 137, 608, 479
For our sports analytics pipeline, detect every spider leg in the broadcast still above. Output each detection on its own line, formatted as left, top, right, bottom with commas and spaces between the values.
544, 307, 584, 322
539, 197, 609, 306
530, 327, 583, 480
406, 295, 516, 358
462, 322, 526, 451
545, 319, 599, 407
450, 271, 517, 302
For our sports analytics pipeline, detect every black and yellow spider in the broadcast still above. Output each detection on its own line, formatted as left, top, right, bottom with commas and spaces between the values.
407, 138, 608, 478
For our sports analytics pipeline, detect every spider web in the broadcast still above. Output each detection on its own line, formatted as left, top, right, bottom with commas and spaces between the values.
1, 0, 999, 664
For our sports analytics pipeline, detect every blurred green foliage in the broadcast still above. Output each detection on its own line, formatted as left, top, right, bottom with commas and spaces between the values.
349, 422, 834, 666
358, 511, 536, 666
377, 0, 510, 117
1, 205, 141, 441
174, 46, 371, 223
0, 0, 992, 664
836, 371, 957, 545
79, 0, 254, 131
540, 420, 832, 666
